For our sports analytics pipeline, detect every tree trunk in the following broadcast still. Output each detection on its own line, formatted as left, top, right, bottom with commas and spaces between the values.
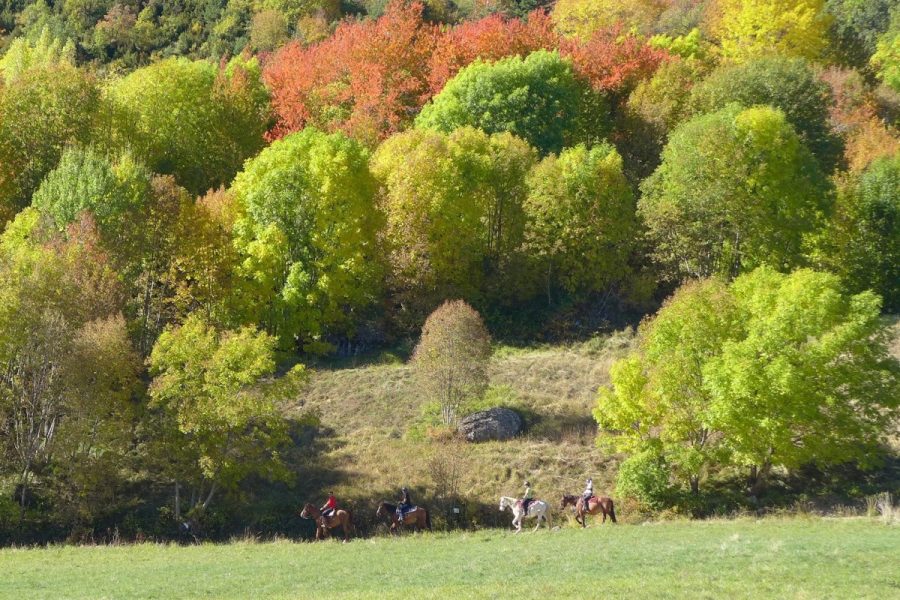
174, 481, 181, 521
749, 460, 773, 497
689, 475, 699, 495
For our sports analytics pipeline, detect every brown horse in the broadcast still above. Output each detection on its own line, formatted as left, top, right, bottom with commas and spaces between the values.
300, 502, 354, 541
376, 501, 431, 533
561, 494, 617, 527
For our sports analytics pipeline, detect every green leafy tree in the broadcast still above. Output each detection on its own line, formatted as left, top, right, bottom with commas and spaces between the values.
711, 0, 832, 62
639, 105, 831, 280
597, 268, 900, 497
372, 127, 537, 319
872, 12, 900, 93
523, 143, 638, 303
689, 56, 843, 172
705, 267, 900, 494
104, 56, 270, 194
412, 300, 492, 425
31, 146, 152, 234
148, 314, 301, 514
0, 64, 99, 220
231, 128, 383, 352
826, 0, 896, 70
416, 50, 593, 156
596, 279, 738, 494
816, 155, 900, 311
0, 27, 75, 81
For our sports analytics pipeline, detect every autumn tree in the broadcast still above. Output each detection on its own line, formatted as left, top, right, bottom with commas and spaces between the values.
427, 10, 558, 94
264, 0, 437, 145
0, 209, 134, 517
412, 300, 492, 425
231, 128, 383, 352
711, 0, 832, 62
639, 105, 831, 280
104, 55, 270, 194
372, 127, 536, 318
417, 50, 590, 156
552, 0, 670, 39
689, 56, 843, 172
523, 143, 638, 302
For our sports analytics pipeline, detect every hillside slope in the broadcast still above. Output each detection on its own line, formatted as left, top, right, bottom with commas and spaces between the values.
285, 331, 636, 530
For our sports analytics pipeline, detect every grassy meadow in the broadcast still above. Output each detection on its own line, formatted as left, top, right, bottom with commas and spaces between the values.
2, 517, 898, 599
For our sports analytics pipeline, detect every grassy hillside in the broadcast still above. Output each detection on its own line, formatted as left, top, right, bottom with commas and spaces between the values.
2, 518, 898, 599
285, 331, 635, 531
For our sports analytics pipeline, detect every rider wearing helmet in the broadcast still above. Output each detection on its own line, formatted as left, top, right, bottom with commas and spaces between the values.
396, 487, 412, 523
521, 481, 534, 514
320, 492, 337, 519
582, 478, 593, 513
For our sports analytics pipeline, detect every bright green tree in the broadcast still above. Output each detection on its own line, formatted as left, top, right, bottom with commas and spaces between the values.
689, 56, 843, 172
148, 314, 301, 514
826, 0, 896, 70
372, 127, 537, 318
416, 50, 592, 156
523, 143, 638, 302
872, 12, 900, 93
0, 64, 99, 220
104, 56, 270, 194
639, 105, 831, 280
705, 267, 900, 494
231, 128, 383, 352
596, 279, 738, 494
597, 267, 900, 497
712, 0, 832, 62
0, 27, 75, 81
31, 146, 152, 234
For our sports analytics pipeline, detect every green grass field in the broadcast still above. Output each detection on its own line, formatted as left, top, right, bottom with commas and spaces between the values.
2, 518, 898, 599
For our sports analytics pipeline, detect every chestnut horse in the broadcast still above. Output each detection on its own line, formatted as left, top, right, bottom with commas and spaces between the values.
300, 503, 354, 541
376, 501, 431, 533
560, 494, 617, 527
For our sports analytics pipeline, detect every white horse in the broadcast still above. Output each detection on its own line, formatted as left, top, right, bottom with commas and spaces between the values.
499, 496, 551, 533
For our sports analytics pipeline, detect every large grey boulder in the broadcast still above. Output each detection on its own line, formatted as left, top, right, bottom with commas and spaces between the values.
458, 407, 523, 442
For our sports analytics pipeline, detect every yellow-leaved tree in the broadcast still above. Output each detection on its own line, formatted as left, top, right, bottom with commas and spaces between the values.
711, 0, 831, 62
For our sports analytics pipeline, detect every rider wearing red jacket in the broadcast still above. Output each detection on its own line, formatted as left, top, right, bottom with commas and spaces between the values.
320, 492, 337, 518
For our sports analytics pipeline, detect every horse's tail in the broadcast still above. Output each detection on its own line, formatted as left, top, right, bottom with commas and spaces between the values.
425, 509, 432, 531
609, 499, 617, 523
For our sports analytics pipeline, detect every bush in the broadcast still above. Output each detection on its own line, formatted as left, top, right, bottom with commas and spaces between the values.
615, 449, 673, 510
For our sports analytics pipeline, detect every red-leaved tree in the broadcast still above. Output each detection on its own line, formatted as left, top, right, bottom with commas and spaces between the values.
264, 1, 438, 144
427, 10, 559, 94
562, 26, 669, 97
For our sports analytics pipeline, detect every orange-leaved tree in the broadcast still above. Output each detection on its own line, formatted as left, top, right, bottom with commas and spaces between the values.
264, 0, 438, 145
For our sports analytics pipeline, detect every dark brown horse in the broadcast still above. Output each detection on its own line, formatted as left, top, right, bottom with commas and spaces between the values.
376, 501, 431, 533
561, 494, 617, 527
300, 502, 354, 541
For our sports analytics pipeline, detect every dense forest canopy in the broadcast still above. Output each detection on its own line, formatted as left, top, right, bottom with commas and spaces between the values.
0, 0, 898, 542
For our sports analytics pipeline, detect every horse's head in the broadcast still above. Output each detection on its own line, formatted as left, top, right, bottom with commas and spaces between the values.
375, 503, 385, 518
299, 502, 316, 519
560, 495, 575, 510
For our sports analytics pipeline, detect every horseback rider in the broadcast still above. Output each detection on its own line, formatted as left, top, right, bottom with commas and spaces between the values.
582, 478, 593, 513
396, 487, 412, 523
521, 481, 534, 514
320, 492, 337, 519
